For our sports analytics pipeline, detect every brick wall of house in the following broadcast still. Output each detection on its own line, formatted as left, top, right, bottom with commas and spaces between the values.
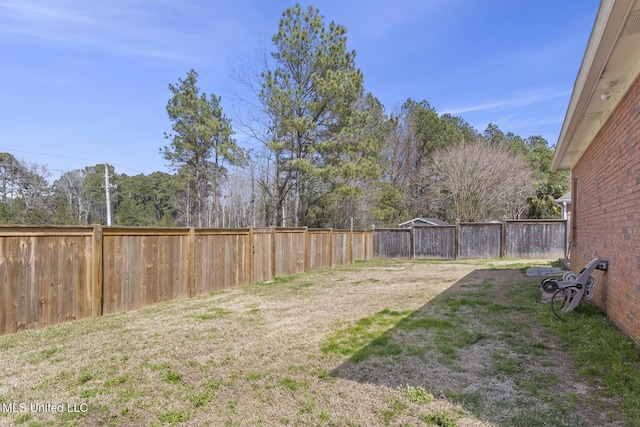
571, 72, 640, 345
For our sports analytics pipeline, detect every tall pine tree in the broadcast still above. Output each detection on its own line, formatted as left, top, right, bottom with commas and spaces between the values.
260, 4, 378, 227
162, 70, 245, 227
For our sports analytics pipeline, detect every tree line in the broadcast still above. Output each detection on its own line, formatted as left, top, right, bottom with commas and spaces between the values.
3, 4, 567, 229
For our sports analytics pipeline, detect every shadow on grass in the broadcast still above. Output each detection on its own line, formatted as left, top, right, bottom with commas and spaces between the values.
327, 267, 626, 427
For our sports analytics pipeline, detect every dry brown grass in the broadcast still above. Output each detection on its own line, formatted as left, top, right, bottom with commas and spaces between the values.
0, 259, 627, 426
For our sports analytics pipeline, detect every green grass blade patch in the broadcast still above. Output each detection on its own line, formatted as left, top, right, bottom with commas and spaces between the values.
320, 309, 410, 362
535, 301, 640, 425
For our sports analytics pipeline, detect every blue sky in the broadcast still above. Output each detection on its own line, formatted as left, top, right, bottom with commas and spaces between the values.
0, 0, 600, 180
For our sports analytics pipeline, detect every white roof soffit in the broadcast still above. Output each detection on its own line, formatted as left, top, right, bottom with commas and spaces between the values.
552, 0, 640, 171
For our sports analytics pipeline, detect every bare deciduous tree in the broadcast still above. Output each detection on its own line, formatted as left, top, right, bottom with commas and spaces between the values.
54, 169, 91, 224
381, 112, 431, 218
430, 143, 534, 222
19, 162, 51, 214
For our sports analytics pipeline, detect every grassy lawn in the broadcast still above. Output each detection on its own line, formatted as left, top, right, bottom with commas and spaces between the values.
0, 259, 638, 426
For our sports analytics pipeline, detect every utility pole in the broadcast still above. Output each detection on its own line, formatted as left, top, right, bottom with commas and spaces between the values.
104, 163, 111, 226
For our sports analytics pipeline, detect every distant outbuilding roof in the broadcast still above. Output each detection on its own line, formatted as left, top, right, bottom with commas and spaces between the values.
399, 217, 451, 228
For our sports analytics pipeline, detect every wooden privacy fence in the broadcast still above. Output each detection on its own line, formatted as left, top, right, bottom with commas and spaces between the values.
374, 220, 568, 260
0, 226, 373, 336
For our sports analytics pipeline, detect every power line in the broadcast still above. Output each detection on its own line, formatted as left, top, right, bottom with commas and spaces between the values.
0, 147, 145, 175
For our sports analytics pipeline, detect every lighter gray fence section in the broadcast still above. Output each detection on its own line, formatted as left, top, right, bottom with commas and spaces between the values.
505, 221, 567, 259
458, 223, 502, 259
374, 220, 567, 260
413, 226, 456, 259
373, 229, 411, 258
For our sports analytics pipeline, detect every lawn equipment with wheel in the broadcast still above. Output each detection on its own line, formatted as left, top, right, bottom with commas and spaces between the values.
541, 258, 608, 320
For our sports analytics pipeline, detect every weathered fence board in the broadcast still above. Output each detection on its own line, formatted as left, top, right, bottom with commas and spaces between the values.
194, 229, 251, 294
351, 231, 371, 261
308, 230, 331, 271
374, 229, 412, 258
251, 228, 273, 283
413, 226, 456, 259
0, 226, 373, 336
506, 221, 567, 259
102, 229, 190, 315
333, 231, 349, 266
374, 220, 567, 261
0, 228, 93, 336
458, 223, 502, 259
2, 221, 564, 337
274, 229, 306, 277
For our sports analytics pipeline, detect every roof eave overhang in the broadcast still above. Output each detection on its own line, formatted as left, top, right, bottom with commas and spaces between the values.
552, 0, 640, 171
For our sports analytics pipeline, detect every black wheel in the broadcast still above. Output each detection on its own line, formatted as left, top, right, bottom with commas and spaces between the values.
542, 279, 559, 294
551, 288, 570, 320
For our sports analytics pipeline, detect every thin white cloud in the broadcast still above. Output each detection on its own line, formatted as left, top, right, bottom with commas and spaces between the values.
312, 0, 463, 42
443, 99, 514, 116
497, 115, 565, 131
0, 0, 95, 25
0, 0, 256, 62
441, 88, 571, 116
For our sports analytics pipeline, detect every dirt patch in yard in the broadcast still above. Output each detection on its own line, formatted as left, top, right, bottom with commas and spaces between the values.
0, 259, 626, 426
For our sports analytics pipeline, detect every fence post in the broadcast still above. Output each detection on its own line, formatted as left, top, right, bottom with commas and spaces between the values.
410, 226, 415, 260
329, 228, 334, 268
455, 220, 460, 260
501, 218, 507, 258
90, 225, 103, 317
365, 229, 370, 260
187, 227, 195, 297
247, 227, 254, 284
271, 227, 276, 279
303, 227, 310, 272
348, 226, 353, 264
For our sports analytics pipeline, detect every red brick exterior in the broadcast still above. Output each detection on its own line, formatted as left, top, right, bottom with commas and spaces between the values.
571, 72, 640, 345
